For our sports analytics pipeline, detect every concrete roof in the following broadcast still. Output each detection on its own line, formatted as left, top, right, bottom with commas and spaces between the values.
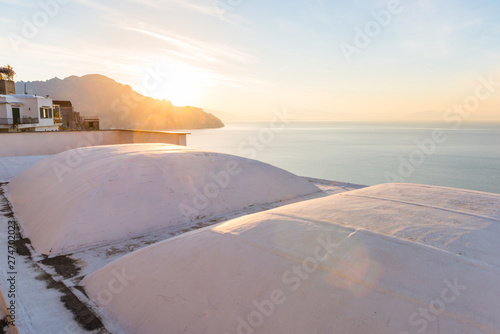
6, 144, 320, 255
83, 183, 500, 334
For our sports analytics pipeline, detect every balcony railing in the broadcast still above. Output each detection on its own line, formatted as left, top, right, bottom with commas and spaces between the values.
0, 117, 39, 125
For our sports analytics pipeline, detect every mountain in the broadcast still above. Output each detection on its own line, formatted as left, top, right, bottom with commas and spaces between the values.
16, 74, 224, 130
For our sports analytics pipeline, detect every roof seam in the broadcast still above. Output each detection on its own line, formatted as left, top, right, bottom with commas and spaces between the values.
344, 193, 500, 223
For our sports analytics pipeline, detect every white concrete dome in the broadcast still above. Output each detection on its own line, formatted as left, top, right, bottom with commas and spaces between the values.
83, 183, 500, 334
7, 144, 320, 255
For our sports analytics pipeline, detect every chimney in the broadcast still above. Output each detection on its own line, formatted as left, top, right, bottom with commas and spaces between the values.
0, 80, 15, 95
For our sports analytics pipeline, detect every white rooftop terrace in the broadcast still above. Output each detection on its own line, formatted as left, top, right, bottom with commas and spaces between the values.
0, 140, 498, 334
84, 183, 500, 334
7, 144, 321, 255
0, 143, 362, 333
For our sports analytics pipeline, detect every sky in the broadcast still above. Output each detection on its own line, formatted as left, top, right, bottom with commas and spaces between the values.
1, 0, 500, 121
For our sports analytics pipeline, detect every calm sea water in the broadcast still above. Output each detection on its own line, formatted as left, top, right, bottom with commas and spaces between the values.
184, 122, 500, 194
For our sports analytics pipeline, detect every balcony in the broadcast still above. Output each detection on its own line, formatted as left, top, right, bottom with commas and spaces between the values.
0, 117, 39, 125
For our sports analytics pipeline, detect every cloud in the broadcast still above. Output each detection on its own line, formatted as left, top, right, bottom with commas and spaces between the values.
123, 23, 257, 66
120, 0, 246, 23
168, 0, 249, 23
119, 23, 268, 91
0, 0, 34, 6
70, 0, 115, 13
166, 0, 219, 18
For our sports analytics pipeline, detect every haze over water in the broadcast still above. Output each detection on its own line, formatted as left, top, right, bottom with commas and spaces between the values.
187, 121, 500, 194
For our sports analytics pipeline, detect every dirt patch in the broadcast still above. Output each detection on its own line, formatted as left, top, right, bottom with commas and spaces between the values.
187, 220, 221, 232
0, 186, 32, 259
16, 236, 32, 258
105, 246, 123, 257
0, 316, 8, 334
35, 273, 105, 331
35, 272, 64, 290
1, 185, 105, 332
60, 293, 103, 331
0, 186, 14, 219
0, 203, 14, 219
41, 255, 81, 279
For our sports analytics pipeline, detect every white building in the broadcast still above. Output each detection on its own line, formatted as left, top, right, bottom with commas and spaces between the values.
0, 94, 61, 132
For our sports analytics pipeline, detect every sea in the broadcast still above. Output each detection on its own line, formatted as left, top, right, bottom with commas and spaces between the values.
184, 121, 500, 194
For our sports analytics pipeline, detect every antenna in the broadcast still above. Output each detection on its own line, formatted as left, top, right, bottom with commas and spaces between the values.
25, 83, 27, 95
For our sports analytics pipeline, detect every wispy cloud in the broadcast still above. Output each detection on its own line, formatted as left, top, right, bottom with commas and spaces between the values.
164, 0, 218, 18
167, 0, 249, 23
402, 24, 454, 59
123, 0, 165, 10
394, 2, 490, 60
123, 24, 257, 66
197, 68, 272, 91
70, 0, 117, 14
0, 0, 34, 6
120, 0, 245, 22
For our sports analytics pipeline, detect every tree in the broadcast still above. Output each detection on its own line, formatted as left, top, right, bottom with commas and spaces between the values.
0, 65, 15, 81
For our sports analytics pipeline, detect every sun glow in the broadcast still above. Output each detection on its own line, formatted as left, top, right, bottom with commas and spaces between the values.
154, 64, 202, 106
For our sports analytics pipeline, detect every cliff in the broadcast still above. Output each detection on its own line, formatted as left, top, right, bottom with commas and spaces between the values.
16, 74, 224, 130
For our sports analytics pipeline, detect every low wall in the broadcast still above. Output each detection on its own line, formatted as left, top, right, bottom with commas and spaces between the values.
118, 130, 187, 147
0, 130, 189, 157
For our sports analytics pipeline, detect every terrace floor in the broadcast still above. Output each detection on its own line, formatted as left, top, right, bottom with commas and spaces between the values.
0, 164, 365, 333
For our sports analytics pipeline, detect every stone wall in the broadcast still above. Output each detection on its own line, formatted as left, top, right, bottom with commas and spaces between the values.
0, 80, 16, 95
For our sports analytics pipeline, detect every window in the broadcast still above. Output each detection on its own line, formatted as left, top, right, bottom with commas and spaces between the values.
40, 107, 53, 119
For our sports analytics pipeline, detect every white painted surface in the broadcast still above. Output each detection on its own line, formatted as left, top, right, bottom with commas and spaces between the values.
0, 186, 100, 334
0, 155, 50, 182
0, 94, 54, 128
83, 183, 500, 334
0, 130, 188, 157
0, 179, 348, 334
7, 144, 320, 255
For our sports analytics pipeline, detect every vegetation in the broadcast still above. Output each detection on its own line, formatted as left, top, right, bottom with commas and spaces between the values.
0, 65, 15, 81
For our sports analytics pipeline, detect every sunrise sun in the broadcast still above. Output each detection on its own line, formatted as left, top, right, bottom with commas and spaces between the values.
156, 64, 202, 106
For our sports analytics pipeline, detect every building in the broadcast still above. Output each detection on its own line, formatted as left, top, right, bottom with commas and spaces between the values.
53, 100, 100, 130
53, 100, 76, 130
0, 71, 98, 132
81, 115, 100, 130
0, 94, 62, 132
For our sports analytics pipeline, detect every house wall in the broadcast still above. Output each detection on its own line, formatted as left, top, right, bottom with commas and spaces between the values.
19, 98, 38, 119
0, 100, 21, 125
0, 95, 54, 124
0, 104, 8, 119
0, 130, 189, 157
0, 96, 21, 121
59, 107, 75, 129
32, 96, 54, 127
